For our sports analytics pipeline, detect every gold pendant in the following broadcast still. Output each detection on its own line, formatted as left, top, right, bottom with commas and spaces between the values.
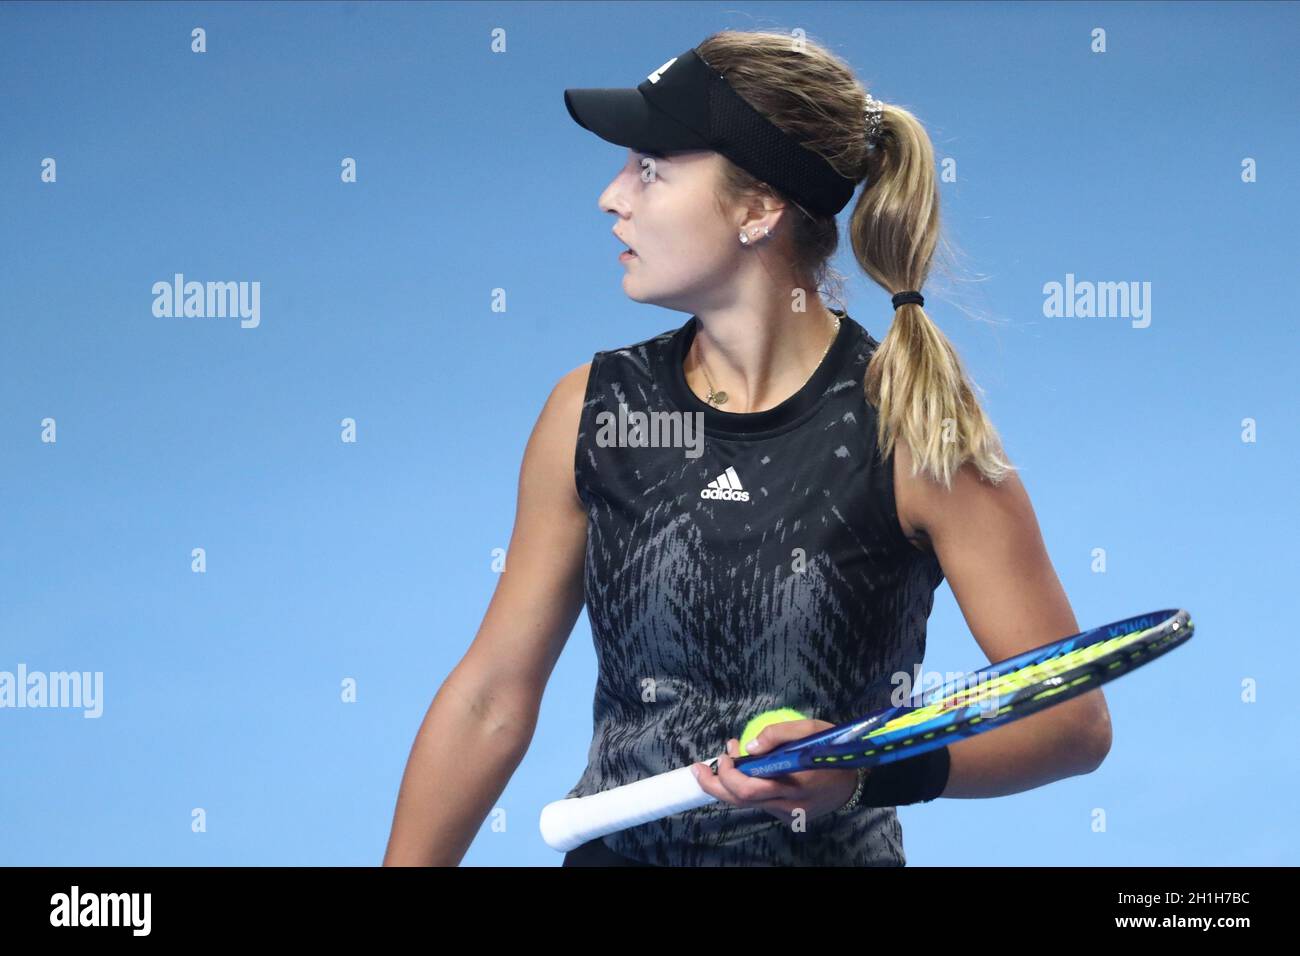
709, 390, 728, 406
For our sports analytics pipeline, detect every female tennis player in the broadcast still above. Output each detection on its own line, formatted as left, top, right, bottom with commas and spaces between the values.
382, 30, 1113, 867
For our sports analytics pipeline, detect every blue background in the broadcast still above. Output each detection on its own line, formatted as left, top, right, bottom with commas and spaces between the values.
1, 0, 1295, 866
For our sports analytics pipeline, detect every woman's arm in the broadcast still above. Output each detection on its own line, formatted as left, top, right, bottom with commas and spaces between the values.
894, 441, 1113, 800
382, 363, 592, 865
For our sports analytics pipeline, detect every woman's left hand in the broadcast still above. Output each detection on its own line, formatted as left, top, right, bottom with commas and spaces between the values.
690, 718, 859, 822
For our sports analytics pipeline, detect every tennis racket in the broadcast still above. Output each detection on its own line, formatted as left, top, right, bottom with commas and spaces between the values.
539, 607, 1193, 852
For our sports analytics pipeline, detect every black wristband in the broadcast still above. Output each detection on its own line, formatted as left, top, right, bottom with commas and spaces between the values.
860, 745, 951, 807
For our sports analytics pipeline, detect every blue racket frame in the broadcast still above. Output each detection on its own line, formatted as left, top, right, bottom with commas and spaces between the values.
715, 608, 1193, 780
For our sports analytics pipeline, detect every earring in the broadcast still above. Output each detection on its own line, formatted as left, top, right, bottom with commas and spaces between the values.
738, 225, 771, 245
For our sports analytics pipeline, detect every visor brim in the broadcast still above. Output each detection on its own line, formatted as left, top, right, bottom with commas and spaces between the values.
564, 87, 707, 154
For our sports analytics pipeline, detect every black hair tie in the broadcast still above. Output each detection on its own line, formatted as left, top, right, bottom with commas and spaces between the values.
892, 290, 925, 309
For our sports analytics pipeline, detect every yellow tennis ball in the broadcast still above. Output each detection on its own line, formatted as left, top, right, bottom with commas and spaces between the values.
738, 707, 808, 756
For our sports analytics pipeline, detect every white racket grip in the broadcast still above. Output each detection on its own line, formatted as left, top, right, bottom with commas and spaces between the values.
540, 764, 719, 852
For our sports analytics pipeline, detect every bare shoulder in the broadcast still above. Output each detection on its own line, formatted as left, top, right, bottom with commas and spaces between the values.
552, 361, 593, 410
893, 438, 1031, 554
529, 362, 593, 510
548, 362, 593, 441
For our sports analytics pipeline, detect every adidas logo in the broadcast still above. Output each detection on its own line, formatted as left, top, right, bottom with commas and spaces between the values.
700, 465, 750, 502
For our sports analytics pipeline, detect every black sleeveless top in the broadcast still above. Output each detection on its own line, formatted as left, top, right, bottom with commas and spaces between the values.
565, 309, 945, 866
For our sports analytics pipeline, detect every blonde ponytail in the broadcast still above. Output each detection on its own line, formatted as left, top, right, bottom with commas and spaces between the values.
852, 104, 1015, 491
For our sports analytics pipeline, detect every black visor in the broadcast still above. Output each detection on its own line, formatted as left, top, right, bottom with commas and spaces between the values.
563, 47, 857, 217
564, 87, 706, 155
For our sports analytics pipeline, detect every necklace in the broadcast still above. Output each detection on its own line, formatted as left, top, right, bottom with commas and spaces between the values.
695, 311, 841, 409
